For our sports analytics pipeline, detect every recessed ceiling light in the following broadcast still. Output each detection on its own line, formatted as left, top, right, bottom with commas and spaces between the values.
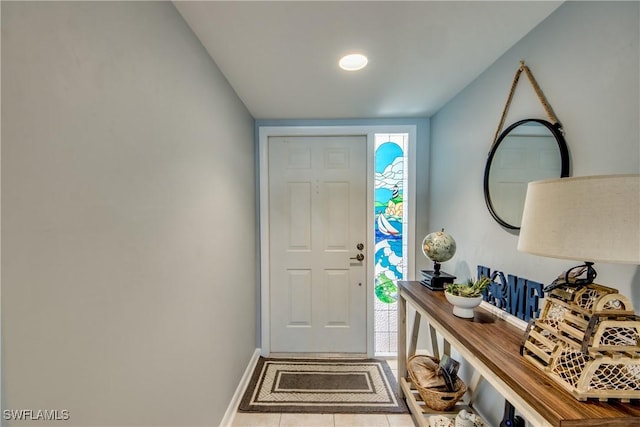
339, 53, 368, 71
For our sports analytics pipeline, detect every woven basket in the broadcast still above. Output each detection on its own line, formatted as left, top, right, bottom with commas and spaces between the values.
407, 355, 467, 411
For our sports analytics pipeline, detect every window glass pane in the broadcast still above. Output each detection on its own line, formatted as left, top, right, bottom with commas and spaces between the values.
374, 133, 408, 355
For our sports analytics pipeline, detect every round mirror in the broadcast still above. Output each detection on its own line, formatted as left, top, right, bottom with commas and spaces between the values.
483, 119, 569, 230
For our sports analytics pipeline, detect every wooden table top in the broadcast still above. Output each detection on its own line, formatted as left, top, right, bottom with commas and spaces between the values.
398, 280, 640, 427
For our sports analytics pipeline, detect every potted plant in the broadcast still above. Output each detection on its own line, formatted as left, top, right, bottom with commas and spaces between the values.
444, 276, 491, 318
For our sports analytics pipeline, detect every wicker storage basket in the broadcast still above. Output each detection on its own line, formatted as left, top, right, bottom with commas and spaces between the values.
407, 355, 467, 411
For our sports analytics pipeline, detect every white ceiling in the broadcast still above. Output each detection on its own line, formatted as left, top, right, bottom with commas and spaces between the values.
174, 1, 562, 120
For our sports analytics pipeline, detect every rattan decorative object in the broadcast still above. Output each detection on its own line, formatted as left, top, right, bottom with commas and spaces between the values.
407, 355, 467, 411
521, 283, 640, 401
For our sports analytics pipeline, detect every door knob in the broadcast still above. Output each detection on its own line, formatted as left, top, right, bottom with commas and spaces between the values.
350, 253, 365, 262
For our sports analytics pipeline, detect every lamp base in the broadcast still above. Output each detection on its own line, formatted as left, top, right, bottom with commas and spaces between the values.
420, 270, 456, 291
544, 262, 597, 293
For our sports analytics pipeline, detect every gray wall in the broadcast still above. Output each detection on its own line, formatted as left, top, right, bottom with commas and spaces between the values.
1, 2, 256, 426
429, 2, 639, 424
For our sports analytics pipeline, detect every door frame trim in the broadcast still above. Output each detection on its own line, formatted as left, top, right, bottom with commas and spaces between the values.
258, 125, 417, 357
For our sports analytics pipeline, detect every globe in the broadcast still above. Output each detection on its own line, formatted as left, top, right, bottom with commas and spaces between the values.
422, 230, 456, 270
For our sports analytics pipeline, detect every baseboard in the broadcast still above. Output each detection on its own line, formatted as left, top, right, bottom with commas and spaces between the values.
219, 348, 261, 427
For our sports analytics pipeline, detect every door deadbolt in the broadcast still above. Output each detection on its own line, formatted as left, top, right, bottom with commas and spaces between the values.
356, 243, 364, 250
350, 253, 365, 262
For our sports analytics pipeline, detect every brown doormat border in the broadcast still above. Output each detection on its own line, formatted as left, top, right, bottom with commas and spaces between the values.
238, 357, 407, 414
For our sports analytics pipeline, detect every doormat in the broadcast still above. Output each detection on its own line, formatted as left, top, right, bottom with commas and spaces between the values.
238, 357, 407, 414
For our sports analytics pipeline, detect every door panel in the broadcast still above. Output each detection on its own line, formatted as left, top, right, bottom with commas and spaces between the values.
287, 182, 312, 249
324, 182, 349, 249
324, 270, 350, 326
287, 269, 312, 326
268, 135, 367, 353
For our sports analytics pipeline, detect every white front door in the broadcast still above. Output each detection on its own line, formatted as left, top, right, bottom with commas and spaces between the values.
268, 135, 367, 353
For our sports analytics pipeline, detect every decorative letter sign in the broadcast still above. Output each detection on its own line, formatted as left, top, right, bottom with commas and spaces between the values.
477, 265, 544, 322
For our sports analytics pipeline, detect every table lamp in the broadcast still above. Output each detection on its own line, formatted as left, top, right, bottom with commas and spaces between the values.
517, 174, 640, 291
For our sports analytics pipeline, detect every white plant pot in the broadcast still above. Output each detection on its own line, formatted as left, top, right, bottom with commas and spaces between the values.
444, 292, 483, 319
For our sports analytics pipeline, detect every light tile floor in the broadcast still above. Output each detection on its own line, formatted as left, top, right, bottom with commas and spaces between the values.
232, 413, 416, 427
232, 359, 416, 427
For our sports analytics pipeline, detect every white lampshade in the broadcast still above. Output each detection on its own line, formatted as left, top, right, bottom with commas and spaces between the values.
517, 174, 640, 264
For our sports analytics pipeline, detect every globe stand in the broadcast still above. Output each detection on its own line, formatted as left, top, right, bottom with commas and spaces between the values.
433, 261, 442, 275
420, 261, 456, 291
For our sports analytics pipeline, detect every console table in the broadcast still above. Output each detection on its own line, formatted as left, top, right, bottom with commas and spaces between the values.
397, 280, 640, 427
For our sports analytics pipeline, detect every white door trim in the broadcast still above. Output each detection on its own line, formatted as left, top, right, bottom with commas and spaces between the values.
259, 125, 417, 357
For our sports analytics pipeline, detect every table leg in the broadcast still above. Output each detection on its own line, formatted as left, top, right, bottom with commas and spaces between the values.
429, 324, 439, 358
398, 292, 407, 397
467, 369, 485, 407
408, 310, 421, 358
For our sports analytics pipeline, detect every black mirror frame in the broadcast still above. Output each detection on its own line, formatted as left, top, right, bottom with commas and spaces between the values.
483, 118, 570, 230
